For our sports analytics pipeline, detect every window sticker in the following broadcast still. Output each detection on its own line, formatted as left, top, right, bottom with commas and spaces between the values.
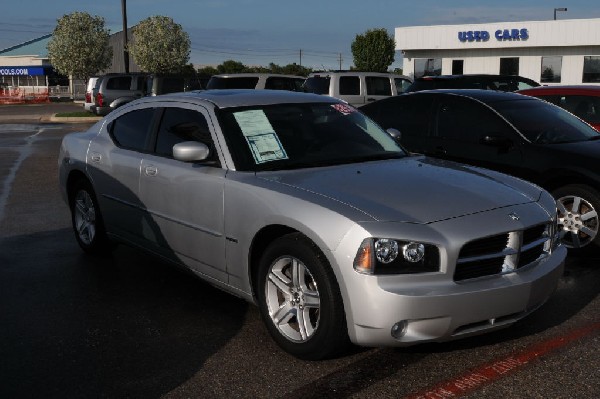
234, 110, 288, 164
331, 103, 356, 115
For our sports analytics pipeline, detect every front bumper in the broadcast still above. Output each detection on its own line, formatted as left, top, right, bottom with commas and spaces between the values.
343, 245, 565, 347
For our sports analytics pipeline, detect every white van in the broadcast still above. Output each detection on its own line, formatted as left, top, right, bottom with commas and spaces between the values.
206, 73, 305, 91
302, 71, 412, 107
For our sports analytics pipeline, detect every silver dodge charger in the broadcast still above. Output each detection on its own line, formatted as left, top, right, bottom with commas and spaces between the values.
58, 90, 566, 359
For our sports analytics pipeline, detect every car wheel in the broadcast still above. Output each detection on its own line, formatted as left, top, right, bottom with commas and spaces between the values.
553, 184, 600, 251
257, 233, 349, 360
70, 179, 113, 255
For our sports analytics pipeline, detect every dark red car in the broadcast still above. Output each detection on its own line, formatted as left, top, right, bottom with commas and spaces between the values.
518, 86, 600, 130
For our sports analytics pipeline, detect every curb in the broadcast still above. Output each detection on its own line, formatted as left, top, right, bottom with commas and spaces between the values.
48, 114, 103, 123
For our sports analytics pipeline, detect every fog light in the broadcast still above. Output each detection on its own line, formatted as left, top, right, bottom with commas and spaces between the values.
374, 238, 399, 264
402, 242, 425, 263
391, 320, 408, 339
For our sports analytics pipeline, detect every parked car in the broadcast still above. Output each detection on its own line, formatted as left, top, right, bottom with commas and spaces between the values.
83, 77, 99, 111
406, 74, 540, 93
517, 85, 600, 130
206, 73, 304, 91
58, 89, 564, 360
91, 72, 148, 116
361, 89, 600, 251
145, 73, 204, 96
302, 71, 412, 106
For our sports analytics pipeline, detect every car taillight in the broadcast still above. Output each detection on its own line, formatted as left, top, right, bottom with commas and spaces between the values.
85, 92, 91, 103
96, 92, 103, 107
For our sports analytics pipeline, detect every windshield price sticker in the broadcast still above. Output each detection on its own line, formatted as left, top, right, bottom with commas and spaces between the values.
331, 103, 356, 115
234, 110, 288, 164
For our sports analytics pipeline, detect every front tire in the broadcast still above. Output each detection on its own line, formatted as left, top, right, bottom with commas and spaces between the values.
70, 179, 113, 255
553, 184, 600, 251
257, 233, 349, 360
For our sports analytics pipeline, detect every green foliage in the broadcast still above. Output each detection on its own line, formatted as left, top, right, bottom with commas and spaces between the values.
217, 60, 246, 74
129, 16, 190, 73
197, 65, 219, 76
204, 60, 312, 77
47, 12, 112, 79
351, 28, 395, 72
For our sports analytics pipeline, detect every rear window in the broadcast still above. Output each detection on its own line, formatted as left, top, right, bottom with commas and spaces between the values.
207, 77, 259, 89
302, 76, 330, 94
106, 76, 132, 90
264, 77, 304, 91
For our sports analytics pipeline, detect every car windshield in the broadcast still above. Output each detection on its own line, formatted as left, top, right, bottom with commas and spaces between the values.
492, 99, 600, 144
218, 102, 406, 171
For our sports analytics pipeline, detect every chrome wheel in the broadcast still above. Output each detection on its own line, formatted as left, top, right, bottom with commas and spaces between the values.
73, 189, 97, 246
556, 194, 598, 249
265, 256, 321, 342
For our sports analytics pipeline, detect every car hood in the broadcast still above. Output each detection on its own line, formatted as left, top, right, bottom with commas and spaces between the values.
259, 156, 542, 224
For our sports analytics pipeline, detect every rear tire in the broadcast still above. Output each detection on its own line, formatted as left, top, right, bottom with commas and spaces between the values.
552, 184, 600, 252
257, 233, 350, 360
70, 179, 114, 256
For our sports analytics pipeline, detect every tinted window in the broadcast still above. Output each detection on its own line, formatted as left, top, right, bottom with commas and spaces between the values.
536, 95, 600, 126
339, 76, 360, 95
492, 99, 600, 143
366, 77, 391, 95
302, 76, 330, 94
106, 76, 132, 90
435, 96, 513, 142
111, 108, 155, 151
264, 77, 304, 91
160, 77, 185, 94
362, 96, 432, 137
394, 78, 412, 93
155, 107, 216, 161
207, 77, 259, 89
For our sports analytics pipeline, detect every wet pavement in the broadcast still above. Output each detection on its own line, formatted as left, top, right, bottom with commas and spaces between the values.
0, 105, 598, 398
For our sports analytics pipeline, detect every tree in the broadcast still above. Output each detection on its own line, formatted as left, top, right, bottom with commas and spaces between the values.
351, 28, 395, 72
47, 12, 112, 80
217, 60, 246, 74
129, 16, 190, 73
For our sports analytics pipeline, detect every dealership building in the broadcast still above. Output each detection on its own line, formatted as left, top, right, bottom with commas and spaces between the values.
396, 18, 600, 85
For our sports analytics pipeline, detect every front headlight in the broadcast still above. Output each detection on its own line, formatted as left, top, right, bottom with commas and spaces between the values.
353, 238, 440, 275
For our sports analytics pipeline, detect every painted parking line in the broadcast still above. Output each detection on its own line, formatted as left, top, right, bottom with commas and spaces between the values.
404, 322, 600, 399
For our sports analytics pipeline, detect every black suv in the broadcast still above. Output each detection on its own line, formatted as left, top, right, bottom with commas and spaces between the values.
406, 74, 540, 93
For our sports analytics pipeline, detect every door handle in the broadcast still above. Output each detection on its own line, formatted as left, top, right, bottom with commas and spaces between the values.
90, 152, 101, 163
433, 146, 447, 156
144, 165, 158, 176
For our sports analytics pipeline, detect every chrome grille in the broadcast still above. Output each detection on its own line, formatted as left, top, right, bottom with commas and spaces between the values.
455, 223, 553, 282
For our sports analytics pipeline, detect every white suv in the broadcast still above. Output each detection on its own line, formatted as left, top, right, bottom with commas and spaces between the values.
206, 73, 305, 91
303, 71, 412, 107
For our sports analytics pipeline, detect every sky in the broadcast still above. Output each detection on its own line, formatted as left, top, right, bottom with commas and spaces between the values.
1, 0, 599, 71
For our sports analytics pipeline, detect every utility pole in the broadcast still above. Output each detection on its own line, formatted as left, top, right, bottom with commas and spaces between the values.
299, 49, 302, 67
121, 0, 129, 73
338, 53, 343, 71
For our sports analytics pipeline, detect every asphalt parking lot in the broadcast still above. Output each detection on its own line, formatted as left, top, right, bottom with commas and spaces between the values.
0, 103, 598, 398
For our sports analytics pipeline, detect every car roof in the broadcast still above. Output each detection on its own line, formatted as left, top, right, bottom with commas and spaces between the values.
416, 74, 530, 80
517, 85, 600, 95
144, 89, 340, 108
401, 89, 535, 103
210, 73, 304, 79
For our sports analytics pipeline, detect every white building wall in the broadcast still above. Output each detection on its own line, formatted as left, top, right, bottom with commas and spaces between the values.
397, 18, 600, 85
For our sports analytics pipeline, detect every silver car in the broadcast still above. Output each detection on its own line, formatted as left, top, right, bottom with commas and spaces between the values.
58, 90, 566, 360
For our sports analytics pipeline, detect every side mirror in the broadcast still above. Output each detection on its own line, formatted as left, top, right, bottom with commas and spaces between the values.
173, 141, 210, 162
386, 128, 402, 142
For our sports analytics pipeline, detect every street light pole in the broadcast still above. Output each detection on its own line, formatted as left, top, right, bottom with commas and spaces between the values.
121, 0, 129, 73
554, 7, 567, 20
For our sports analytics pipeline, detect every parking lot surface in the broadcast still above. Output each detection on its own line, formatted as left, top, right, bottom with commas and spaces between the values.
0, 104, 598, 398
